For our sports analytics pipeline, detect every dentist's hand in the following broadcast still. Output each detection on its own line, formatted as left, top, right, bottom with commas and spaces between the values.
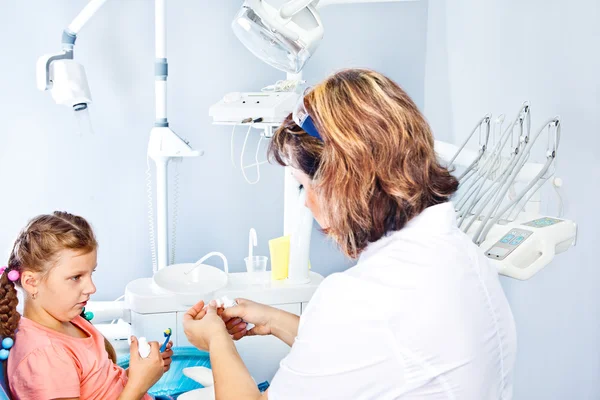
221, 298, 275, 340
183, 300, 230, 351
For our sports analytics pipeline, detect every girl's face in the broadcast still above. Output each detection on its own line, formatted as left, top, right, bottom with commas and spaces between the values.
292, 168, 328, 229
37, 249, 98, 322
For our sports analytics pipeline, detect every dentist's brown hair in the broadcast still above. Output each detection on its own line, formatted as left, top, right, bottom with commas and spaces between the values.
269, 68, 458, 258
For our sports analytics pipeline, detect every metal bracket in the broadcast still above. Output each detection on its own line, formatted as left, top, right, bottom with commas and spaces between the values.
41, 51, 74, 90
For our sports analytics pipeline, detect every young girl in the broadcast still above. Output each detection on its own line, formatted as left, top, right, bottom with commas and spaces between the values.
0, 211, 173, 400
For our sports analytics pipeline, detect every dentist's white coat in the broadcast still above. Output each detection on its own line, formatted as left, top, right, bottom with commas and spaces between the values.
269, 202, 516, 400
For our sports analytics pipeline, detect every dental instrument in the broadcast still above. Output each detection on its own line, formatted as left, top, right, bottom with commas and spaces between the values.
460, 107, 528, 232
469, 107, 532, 237
447, 114, 491, 179
437, 104, 575, 280
476, 118, 561, 244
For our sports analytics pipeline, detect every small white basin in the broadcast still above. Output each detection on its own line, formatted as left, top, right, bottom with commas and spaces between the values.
153, 252, 229, 306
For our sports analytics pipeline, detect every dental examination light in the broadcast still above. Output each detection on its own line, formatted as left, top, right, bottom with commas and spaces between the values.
37, 0, 201, 273
232, 0, 324, 73
232, 0, 418, 73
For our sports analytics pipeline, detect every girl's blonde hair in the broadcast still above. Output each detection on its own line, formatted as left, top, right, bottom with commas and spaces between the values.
0, 212, 116, 385
269, 68, 458, 258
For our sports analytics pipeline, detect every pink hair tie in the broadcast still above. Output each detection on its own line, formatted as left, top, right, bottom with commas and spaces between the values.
7, 270, 20, 282
0, 266, 6, 275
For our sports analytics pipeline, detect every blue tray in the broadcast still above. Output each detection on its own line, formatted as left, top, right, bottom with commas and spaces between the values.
118, 346, 212, 399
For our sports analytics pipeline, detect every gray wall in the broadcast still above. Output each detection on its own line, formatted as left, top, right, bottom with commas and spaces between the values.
424, 1, 599, 398
0, 0, 429, 300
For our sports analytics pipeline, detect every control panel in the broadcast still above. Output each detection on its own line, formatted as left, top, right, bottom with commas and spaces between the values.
485, 228, 534, 261
522, 217, 563, 228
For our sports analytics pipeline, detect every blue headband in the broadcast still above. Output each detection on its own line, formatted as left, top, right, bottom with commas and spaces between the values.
300, 115, 322, 141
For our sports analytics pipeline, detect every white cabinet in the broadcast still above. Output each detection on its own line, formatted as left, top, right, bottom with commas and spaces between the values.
130, 311, 177, 345
122, 272, 324, 384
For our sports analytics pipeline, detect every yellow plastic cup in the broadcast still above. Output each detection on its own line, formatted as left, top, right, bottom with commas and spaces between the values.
269, 235, 290, 281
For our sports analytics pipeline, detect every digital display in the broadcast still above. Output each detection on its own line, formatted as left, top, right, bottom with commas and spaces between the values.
523, 217, 563, 228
